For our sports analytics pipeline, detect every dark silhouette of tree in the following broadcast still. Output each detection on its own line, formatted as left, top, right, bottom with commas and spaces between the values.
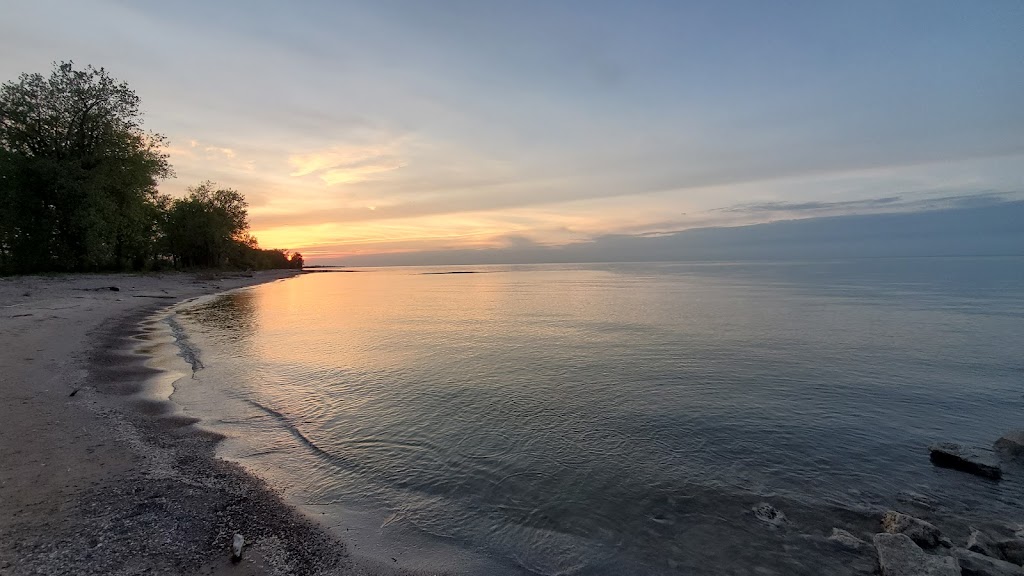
0, 61, 171, 272
0, 62, 304, 275
163, 182, 251, 268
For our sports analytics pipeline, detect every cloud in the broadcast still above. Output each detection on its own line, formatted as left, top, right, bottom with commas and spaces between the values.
326, 199, 1024, 266
16, 0, 1016, 260
715, 191, 1021, 220
498, 234, 542, 249
201, 145, 236, 159
270, 190, 1024, 263
718, 196, 903, 213
288, 144, 406, 185
166, 139, 246, 166
244, 151, 1024, 233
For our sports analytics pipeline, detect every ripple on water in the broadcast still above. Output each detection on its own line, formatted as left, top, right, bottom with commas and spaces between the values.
172, 260, 1024, 575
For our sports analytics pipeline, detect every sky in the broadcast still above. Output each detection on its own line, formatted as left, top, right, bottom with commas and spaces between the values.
1, 0, 1023, 263
335, 199, 1024, 266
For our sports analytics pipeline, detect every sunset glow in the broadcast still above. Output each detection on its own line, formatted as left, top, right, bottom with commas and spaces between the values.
6, 1, 1019, 264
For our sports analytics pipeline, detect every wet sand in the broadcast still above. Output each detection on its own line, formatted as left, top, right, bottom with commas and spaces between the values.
0, 271, 437, 576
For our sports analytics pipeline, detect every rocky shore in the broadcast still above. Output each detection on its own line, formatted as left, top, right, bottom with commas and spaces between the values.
863, 507, 1024, 576
750, 430, 1024, 576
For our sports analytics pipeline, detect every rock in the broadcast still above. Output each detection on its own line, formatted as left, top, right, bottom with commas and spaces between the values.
954, 548, 1024, 576
873, 533, 960, 576
998, 539, 1024, 566
969, 528, 1005, 560
829, 528, 870, 550
882, 511, 942, 549
929, 443, 1002, 480
231, 534, 244, 561
995, 431, 1024, 460
752, 503, 787, 528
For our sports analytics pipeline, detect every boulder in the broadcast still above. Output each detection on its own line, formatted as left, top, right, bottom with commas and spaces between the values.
829, 528, 870, 551
969, 528, 1005, 560
929, 443, 1002, 480
995, 431, 1024, 460
882, 511, 942, 548
752, 502, 787, 528
873, 533, 960, 576
954, 548, 1024, 576
998, 539, 1024, 566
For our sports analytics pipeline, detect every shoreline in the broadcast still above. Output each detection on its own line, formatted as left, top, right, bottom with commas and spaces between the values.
4, 268, 1024, 575
159, 279, 509, 575
0, 271, 431, 576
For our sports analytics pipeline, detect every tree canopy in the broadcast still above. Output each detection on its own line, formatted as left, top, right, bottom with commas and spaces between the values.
0, 62, 302, 274
163, 182, 250, 269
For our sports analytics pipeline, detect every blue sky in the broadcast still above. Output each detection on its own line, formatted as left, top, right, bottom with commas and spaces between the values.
1, 0, 1022, 261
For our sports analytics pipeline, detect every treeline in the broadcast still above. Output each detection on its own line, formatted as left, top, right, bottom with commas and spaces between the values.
0, 62, 302, 275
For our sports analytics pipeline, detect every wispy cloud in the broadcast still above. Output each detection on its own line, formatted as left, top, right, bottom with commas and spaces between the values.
717, 196, 903, 213
330, 199, 1024, 266
715, 191, 1021, 219
288, 143, 406, 185
163, 139, 254, 177
191, 140, 237, 159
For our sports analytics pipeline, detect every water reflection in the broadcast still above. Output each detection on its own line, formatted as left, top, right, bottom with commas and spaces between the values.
184, 290, 260, 341
172, 259, 1024, 575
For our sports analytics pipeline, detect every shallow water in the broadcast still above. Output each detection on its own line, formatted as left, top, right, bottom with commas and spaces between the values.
169, 258, 1024, 574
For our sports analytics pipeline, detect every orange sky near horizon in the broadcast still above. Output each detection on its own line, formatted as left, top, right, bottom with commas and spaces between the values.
17, 1, 1010, 265
163, 139, 1024, 263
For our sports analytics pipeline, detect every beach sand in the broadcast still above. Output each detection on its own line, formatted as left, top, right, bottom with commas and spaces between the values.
0, 271, 436, 576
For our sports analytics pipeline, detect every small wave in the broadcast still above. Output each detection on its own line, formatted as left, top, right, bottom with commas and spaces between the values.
165, 313, 204, 375
243, 398, 354, 469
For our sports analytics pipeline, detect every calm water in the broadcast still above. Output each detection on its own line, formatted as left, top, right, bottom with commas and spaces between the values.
169, 259, 1024, 575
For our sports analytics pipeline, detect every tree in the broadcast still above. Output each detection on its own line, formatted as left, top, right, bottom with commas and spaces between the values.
1, 62, 301, 274
163, 182, 251, 268
0, 61, 170, 273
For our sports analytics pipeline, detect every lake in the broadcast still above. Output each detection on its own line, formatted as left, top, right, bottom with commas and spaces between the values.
167, 258, 1024, 575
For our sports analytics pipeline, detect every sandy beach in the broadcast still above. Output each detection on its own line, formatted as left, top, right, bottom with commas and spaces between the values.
0, 271, 434, 576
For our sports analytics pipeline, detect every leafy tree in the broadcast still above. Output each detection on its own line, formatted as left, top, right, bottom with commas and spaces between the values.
1, 62, 302, 274
163, 181, 251, 268
0, 61, 171, 273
